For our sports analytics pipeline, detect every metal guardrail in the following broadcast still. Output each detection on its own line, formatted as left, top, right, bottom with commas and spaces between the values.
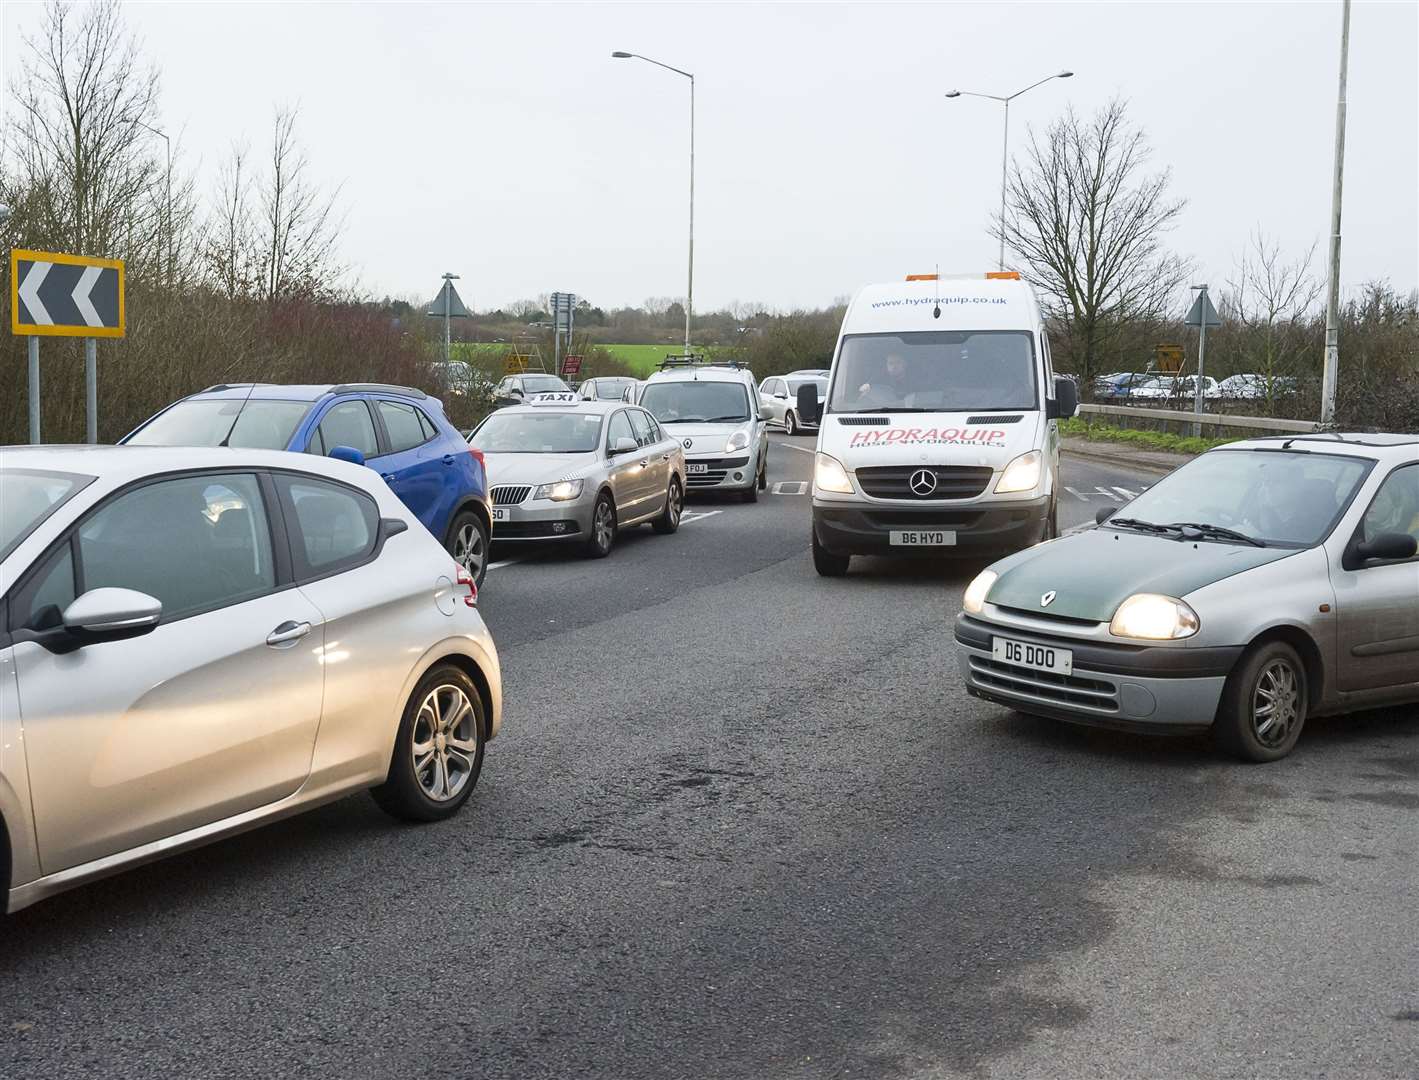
1078, 403, 1322, 434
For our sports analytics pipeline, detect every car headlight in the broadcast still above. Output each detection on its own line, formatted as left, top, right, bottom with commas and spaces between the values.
725, 430, 750, 453
1110, 594, 1200, 640
995, 450, 1043, 494
533, 478, 584, 502
962, 570, 998, 615
814, 453, 853, 494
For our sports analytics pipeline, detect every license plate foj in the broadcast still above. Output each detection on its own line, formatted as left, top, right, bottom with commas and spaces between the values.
889, 530, 955, 546
492, 509, 509, 522
992, 636, 1073, 676
687, 463, 709, 475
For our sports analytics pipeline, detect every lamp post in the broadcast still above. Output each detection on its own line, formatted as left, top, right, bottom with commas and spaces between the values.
1320, 0, 1351, 424
945, 70, 1073, 270
136, 121, 172, 285
612, 50, 694, 355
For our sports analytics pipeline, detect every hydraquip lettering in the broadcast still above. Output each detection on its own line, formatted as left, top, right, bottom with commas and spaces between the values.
849, 427, 1008, 447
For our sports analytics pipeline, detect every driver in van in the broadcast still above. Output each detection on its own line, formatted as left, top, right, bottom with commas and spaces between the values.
856, 352, 911, 404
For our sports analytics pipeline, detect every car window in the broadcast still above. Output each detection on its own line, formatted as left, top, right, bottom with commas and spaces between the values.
639, 411, 665, 443
279, 476, 379, 577
0, 469, 89, 561
126, 399, 311, 451
12, 543, 77, 632
77, 474, 276, 622
1360, 465, 1419, 553
377, 399, 428, 453
312, 400, 378, 457
416, 408, 439, 442
640, 381, 752, 423
523, 375, 570, 393
606, 410, 636, 450
627, 409, 656, 447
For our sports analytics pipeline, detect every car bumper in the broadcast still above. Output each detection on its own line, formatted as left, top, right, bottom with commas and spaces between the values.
686, 455, 754, 491
812, 495, 1049, 556
490, 499, 594, 541
953, 614, 1238, 734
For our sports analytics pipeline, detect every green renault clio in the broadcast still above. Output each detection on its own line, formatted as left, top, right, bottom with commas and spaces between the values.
954, 434, 1419, 761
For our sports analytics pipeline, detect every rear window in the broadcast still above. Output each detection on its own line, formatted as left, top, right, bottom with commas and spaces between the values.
0, 469, 91, 560
523, 375, 570, 393
127, 399, 311, 450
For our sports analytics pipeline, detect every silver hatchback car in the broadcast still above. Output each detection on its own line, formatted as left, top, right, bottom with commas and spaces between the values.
955, 434, 1419, 761
0, 446, 502, 912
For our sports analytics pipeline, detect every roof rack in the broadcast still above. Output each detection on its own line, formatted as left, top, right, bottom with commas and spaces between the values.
201, 382, 273, 393
656, 353, 746, 371
329, 383, 427, 399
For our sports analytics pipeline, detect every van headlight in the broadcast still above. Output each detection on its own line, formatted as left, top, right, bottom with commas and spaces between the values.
962, 570, 998, 614
534, 478, 584, 502
995, 450, 1043, 494
814, 453, 853, 494
1110, 594, 1200, 640
725, 430, 750, 453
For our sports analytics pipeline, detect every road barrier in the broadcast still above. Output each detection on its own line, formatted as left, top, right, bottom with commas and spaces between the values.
1078, 403, 1322, 434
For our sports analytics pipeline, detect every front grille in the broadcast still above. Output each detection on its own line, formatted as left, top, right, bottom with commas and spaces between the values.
833, 416, 888, 426
966, 414, 1023, 425
491, 485, 531, 506
855, 465, 993, 500
995, 605, 1102, 628
861, 510, 985, 528
969, 656, 1119, 712
493, 519, 580, 538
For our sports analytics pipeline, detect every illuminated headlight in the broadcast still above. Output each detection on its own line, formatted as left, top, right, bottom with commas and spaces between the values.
995, 450, 1043, 494
962, 570, 998, 615
533, 478, 584, 502
1110, 594, 1200, 640
814, 453, 853, 494
724, 430, 750, 453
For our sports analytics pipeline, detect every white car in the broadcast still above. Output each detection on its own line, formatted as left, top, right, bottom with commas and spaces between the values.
760, 373, 828, 435
0, 446, 502, 912
639, 360, 770, 501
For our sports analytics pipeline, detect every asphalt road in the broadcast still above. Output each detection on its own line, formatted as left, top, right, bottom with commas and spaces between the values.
2, 435, 1415, 1079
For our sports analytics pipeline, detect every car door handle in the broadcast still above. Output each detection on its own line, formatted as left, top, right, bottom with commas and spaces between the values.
382, 473, 397, 482
442, 454, 455, 465
266, 621, 312, 647
639, 460, 649, 468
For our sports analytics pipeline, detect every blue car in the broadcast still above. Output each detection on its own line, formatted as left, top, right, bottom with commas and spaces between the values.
123, 383, 492, 585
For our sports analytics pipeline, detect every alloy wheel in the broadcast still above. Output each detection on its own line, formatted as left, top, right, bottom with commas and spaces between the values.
594, 499, 614, 552
411, 683, 479, 802
1252, 659, 1300, 748
453, 521, 486, 580
668, 482, 682, 525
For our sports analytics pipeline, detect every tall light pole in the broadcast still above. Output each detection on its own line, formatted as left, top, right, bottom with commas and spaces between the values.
137, 121, 172, 285
612, 50, 694, 355
946, 70, 1073, 270
1320, 0, 1351, 425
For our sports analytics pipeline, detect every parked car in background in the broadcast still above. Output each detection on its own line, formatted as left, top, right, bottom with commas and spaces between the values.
0, 445, 502, 912
1131, 375, 1219, 402
122, 382, 493, 585
491, 373, 572, 407
579, 376, 638, 402
1217, 374, 1299, 401
1095, 372, 1160, 400
759, 372, 828, 434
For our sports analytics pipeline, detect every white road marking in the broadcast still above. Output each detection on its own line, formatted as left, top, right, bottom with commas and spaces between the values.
778, 441, 815, 454
772, 481, 809, 495
681, 510, 724, 525
1112, 486, 1139, 500
486, 558, 521, 571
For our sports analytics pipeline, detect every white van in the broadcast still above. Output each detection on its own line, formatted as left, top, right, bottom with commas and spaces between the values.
799, 273, 1078, 576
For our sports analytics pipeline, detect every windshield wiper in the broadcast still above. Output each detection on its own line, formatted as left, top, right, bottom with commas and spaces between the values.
660, 417, 708, 424
703, 414, 750, 423
1169, 522, 1266, 548
1106, 517, 1177, 536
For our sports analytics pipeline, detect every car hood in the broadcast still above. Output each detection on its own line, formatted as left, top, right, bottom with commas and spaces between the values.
658, 423, 745, 455
482, 452, 598, 487
984, 528, 1298, 622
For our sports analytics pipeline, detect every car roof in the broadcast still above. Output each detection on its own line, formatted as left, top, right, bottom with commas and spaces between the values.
183, 382, 430, 403
645, 366, 753, 384
1219, 433, 1419, 459
495, 398, 626, 416
0, 444, 380, 486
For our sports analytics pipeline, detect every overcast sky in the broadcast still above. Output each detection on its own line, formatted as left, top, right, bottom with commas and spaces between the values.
3, 1, 1416, 314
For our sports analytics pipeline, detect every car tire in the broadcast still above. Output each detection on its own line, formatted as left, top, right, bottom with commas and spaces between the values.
652, 477, 683, 534
758, 453, 768, 491
371, 663, 485, 823
582, 492, 616, 557
784, 410, 799, 436
446, 510, 490, 588
1043, 498, 1059, 542
812, 531, 850, 576
1214, 640, 1308, 762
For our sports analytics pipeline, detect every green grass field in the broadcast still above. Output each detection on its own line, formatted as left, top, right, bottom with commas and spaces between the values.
450, 341, 726, 378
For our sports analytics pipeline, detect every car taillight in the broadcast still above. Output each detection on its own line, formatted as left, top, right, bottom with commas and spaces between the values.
456, 566, 478, 607
467, 445, 485, 469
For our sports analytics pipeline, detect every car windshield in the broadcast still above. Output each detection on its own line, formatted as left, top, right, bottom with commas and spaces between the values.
786, 378, 827, 397
523, 375, 570, 393
0, 469, 91, 560
640, 381, 751, 423
828, 331, 1037, 413
471, 411, 603, 453
1108, 449, 1373, 547
127, 398, 311, 450
592, 379, 633, 400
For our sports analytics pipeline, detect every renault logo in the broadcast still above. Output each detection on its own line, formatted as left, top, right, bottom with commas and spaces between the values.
683, 438, 693, 449
909, 469, 938, 496
1041, 590, 1057, 607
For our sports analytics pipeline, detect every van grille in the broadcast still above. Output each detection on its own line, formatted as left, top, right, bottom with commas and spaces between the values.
833, 416, 888, 426
855, 465, 993, 500
969, 656, 1119, 712
966, 414, 1024, 425
491, 486, 531, 506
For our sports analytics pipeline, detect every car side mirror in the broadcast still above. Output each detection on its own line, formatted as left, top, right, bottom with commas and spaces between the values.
796, 383, 821, 424
611, 436, 639, 455
758, 408, 772, 422
55, 588, 162, 650
328, 445, 365, 467
1047, 376, 1079, 420
1355, 532, 1418, 563
510, 388, 524, 399
1095, 505, 1117, 525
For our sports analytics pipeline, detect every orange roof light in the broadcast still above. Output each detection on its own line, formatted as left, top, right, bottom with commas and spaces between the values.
905, 273, 939, 281
986, 271, 1021, 280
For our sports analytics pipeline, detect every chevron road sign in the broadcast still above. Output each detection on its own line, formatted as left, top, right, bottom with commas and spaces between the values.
11, 249, 125, 338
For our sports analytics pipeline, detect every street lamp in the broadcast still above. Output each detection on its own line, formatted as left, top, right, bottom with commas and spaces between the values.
136, 120, 172, 285
945, 70, 1073, 270
612, 50, 695, 355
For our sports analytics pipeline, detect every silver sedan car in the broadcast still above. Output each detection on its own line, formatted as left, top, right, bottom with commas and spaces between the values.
1, 446, 502, 912
470, 395, 687, 557
955, 433, 1419, 761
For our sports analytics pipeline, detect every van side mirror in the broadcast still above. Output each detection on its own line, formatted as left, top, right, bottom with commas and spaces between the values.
329, 445, 365, 467
796, 383, 821, 424
1047, 376, 1079, 420
1356, 532, 1418, 562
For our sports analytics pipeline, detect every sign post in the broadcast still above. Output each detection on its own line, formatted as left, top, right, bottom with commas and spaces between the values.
1184, 285, 1222, 437
11, 249, 126, 444
549, 292, 576, 375
426, 273, 470, 366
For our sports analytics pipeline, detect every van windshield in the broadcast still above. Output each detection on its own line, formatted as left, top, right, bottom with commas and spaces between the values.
640, 381, 751, 423
828, 331, 1037, 413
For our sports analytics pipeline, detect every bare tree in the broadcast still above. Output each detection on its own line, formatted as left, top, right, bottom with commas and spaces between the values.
997, 99, 1192, 386
1222, 230, 1322, 407
258, 106, 343, 303
204, 141, 260, 299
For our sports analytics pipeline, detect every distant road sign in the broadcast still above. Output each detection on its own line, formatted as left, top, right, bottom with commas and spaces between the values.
562, 354, 583, 376
1153, 344, 1184, 373
1185, 292, 1221, 329
506, 355, 530, 374
11, 249, 125, 337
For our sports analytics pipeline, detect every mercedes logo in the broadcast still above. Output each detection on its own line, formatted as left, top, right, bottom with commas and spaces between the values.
683, 438, 693, 449
1041, 590, 1057, 607
909, 469, 938, 496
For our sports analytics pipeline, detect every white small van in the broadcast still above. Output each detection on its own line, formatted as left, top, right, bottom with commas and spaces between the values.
798, 273, 1078, 576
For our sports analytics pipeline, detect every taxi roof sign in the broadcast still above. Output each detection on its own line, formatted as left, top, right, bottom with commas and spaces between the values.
528, 391, 581, 405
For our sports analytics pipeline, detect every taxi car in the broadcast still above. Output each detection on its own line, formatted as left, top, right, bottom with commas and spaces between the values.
469, 393, 687, 557
954, 434, 1419, 761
